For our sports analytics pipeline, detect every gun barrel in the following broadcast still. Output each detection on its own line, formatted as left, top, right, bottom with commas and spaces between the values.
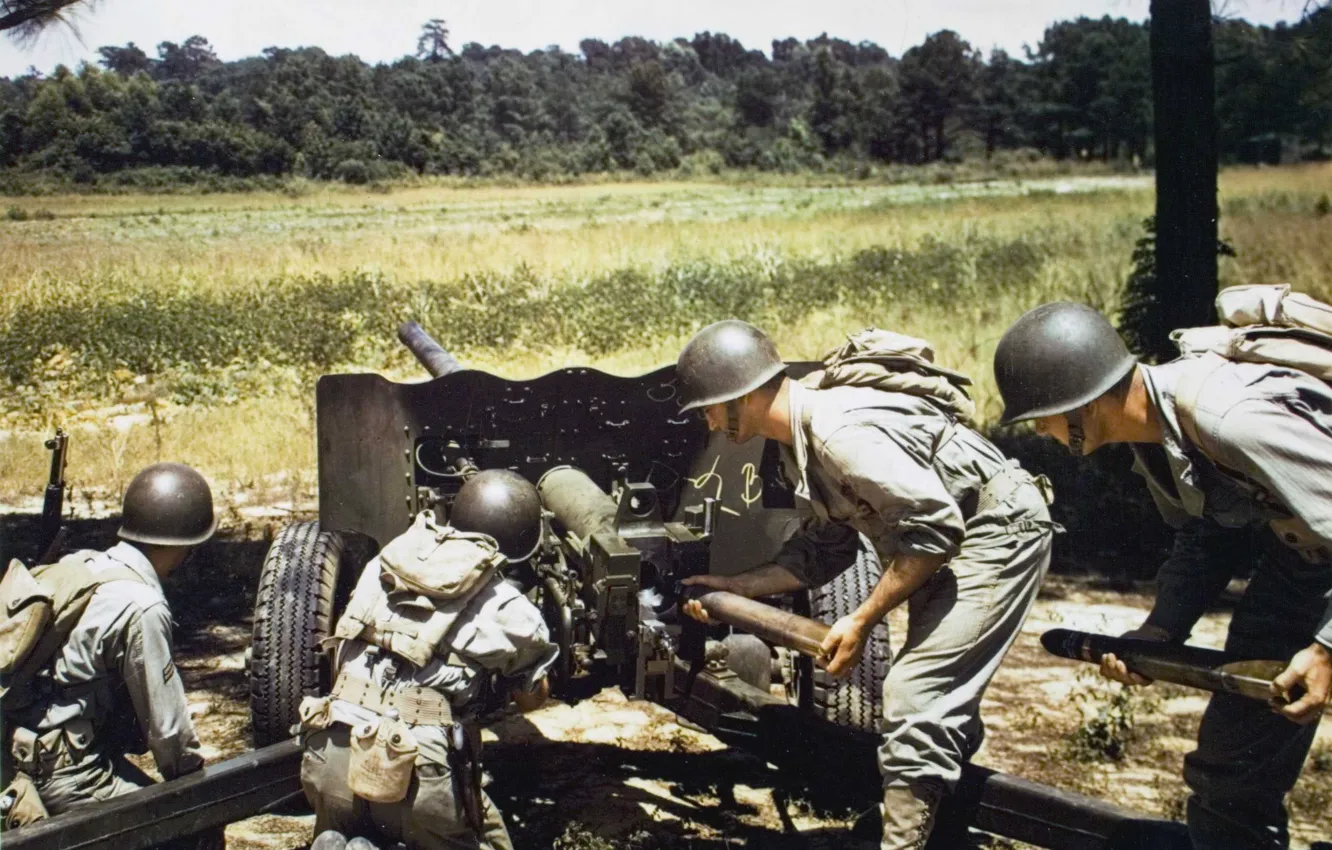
537, 466, 619, 540
396, 321, 464, 379
696, 591, 829, 658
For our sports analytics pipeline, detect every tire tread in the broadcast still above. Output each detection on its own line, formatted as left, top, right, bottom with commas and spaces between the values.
249, 521, 344, 747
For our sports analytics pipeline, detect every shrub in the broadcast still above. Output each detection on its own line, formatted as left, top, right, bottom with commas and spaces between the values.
1067, 683, 1148, 762
334, 159, 370, 184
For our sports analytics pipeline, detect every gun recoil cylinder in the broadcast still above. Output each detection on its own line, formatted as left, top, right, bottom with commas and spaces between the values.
536, 466, 619, 540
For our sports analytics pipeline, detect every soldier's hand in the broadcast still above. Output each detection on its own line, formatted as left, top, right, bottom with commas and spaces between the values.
1100, 624, 1170, 687
680, 574, 734, 624
1273, 642, 1331, 725
820, 615, 868, 678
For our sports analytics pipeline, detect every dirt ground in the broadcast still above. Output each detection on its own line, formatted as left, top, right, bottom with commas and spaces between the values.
7, 511, 1331, 849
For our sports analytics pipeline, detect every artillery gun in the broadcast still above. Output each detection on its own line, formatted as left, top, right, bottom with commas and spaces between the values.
247, 320, 891, 746
7, 322, 1192, 850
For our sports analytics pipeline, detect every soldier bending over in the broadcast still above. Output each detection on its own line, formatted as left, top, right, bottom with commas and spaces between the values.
996, 300, 1332, 849
677, 320, 1056, 850
299, 470, 557, 850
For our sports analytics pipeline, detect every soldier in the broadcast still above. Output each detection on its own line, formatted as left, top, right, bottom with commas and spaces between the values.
676, 320, 1056, 850
3, 463, 214, 818
994, 302, 1332, 849
299, 469, 557, 850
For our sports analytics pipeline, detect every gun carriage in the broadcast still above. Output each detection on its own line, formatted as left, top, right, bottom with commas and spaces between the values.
6, 323, 1191, 850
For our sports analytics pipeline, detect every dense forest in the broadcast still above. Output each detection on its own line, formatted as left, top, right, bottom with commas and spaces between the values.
1, 11, 1330, 187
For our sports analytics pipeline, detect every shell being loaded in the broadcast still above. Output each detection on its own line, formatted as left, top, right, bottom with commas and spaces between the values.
1040, 628, 1290, 705
695, 590, 829, 659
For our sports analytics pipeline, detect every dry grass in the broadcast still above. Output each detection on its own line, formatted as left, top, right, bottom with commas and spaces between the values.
0, 178, 1154, 304
0, 165, 1330, 499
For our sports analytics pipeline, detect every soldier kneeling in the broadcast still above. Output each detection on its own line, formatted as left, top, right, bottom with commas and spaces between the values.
2, 464, 214, 826
299, 470, 557, 850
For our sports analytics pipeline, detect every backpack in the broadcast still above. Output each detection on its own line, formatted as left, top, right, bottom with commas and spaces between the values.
810, 327, 977, 425
0, 553, 142, 707
329, 511, 506, 668
1172, 284, 1332, 444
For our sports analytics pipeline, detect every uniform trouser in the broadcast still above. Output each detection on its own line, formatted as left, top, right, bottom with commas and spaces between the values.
301, 726, 513, 850
1183, 537, 1330, 850
876, 476, 1054, 809
24, 747, 223, 850
33, 747, 154, 815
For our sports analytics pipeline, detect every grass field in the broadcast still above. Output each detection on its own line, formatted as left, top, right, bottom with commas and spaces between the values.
0, 164, 1330, 500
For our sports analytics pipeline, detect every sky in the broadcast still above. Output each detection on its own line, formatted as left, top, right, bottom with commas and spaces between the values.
0, 0, 1313, 78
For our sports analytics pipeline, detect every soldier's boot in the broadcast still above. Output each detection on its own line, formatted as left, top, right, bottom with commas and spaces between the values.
880, 783, 941, 850
310, 831, 348, 850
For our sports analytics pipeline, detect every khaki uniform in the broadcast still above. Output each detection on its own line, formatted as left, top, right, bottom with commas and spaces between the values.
773, 383, 1054, 845
300, 557, 557, 850
1132, 355, 1332, 850
4, 542, 203, 814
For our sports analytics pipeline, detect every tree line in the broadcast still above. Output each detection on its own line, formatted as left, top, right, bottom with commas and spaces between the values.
0, 12, 1329, 186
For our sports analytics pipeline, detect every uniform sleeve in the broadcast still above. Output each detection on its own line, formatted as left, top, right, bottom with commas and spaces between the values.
819, 423, 965, 561
772, 519, 861, 588
1144, 520, 1246, 641
121, 604, 204, 779
456, 593, 558, 695
1205, 396, 1332, 646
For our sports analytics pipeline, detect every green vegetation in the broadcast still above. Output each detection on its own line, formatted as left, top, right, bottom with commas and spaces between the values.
1067, 684, 1150, 763
0, 166, 1329, 505
1, 13, 1330, 190
0, 235, 1054, 408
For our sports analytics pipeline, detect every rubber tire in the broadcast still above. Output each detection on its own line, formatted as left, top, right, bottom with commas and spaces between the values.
804, 544, 890, 733
249, 521, 346, 747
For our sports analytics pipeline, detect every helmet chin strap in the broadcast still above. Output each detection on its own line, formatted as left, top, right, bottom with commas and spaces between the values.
1066, 409, 1085, 456
725, 400, 742, 442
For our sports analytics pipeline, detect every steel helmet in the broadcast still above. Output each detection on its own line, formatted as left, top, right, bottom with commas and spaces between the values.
675, 320, 786, 413
118, 463, 216, 547
450, 470, 543, 562
995, 302, 1137, 425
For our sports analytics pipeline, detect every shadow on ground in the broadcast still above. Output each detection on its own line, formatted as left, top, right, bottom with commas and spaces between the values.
484, 715, 997, 850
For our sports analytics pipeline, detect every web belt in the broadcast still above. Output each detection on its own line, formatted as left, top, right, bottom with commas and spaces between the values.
330, 671, 454, 726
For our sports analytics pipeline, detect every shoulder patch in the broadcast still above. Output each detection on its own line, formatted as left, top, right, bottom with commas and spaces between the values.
163, 659, 176, 684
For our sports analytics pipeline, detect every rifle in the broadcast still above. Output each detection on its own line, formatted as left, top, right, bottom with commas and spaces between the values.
36, 430, 68, 565
1041, 628, 1291, 705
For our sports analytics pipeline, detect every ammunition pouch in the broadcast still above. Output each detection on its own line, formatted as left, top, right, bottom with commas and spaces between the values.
9, 719, 93, 780
346, 716, 418, 804
0, 772, 48, 831
295, 695, 334, 739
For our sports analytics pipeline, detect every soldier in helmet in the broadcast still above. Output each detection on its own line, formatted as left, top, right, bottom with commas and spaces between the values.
995, 303, 1332, 849
677, 320, 1056, 850
3, 463, 214, 819
299, 469, 557, 850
